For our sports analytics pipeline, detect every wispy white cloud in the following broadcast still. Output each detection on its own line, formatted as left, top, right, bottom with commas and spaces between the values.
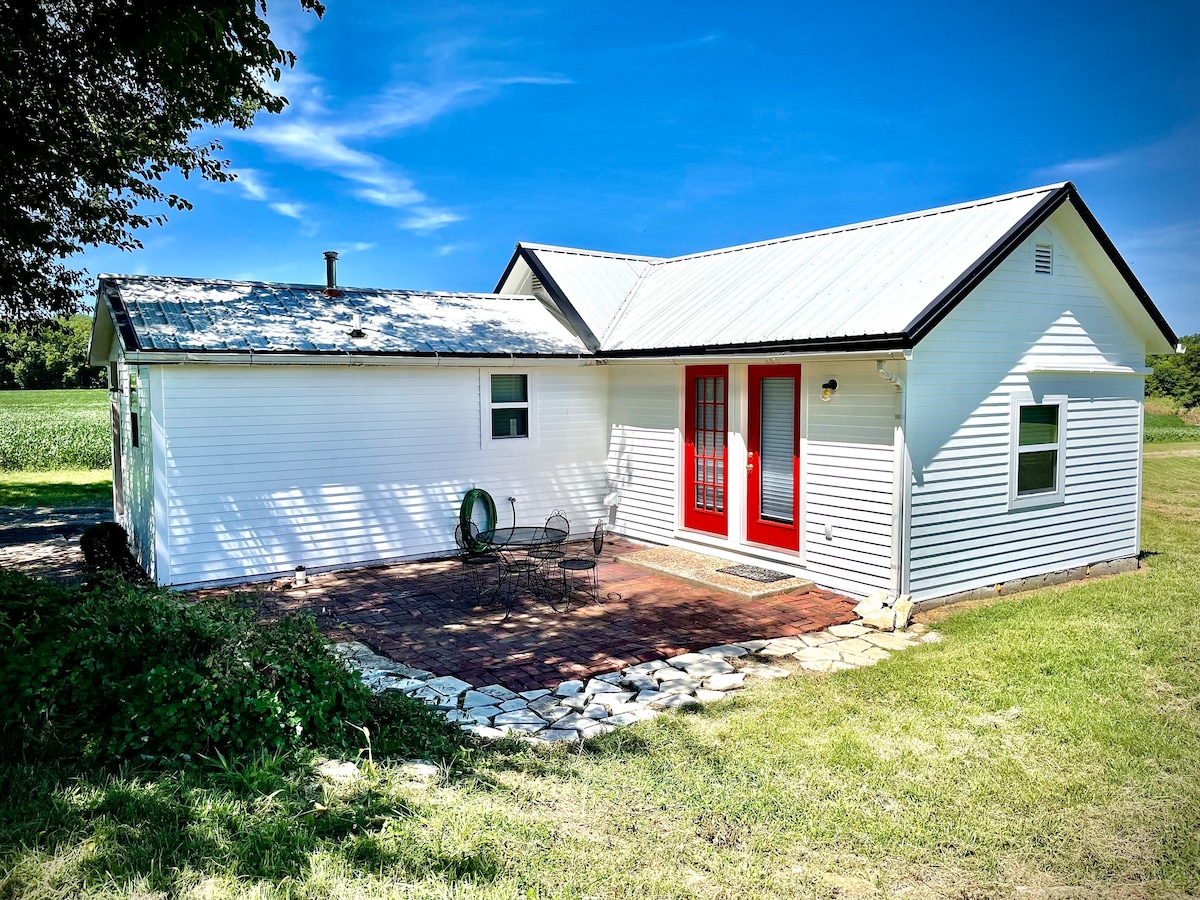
345, 241, 376, 253
435, 244, 460, 256
234, 168, 269, 201
269, 201, 307, 220
401, 208, 463, 233
614, 31, 724, 55
1034, 125, 1200, 181
236, 37, 570, 231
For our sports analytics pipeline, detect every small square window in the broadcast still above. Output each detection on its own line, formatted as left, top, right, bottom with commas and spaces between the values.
490, 373, 529, 439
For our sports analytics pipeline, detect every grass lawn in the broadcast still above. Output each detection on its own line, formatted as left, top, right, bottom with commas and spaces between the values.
0, 468, 111, 508
1, 457, 1197, 898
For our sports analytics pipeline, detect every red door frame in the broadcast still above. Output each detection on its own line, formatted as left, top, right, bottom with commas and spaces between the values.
683, 365, 729, 536
746, 364, 801, 550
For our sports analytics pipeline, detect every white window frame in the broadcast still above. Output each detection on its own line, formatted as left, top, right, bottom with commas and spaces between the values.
128, 366, 142, 451
480, 369, 537, 448
1009, 392, 1067, 510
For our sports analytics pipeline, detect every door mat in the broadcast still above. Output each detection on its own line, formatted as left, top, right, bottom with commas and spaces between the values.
716, 563, 791, 583
615, 546, 814, 600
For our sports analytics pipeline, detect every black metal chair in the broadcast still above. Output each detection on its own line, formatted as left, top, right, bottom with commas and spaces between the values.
454, 522, 497, 602
558, 519, 605, 610
526, 510, 569, 572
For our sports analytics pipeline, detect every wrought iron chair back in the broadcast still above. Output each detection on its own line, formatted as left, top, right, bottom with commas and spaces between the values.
558, 519, 606, 610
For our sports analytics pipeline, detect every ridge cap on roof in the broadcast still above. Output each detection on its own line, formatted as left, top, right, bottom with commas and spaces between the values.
100, 273, 540, 302
518, 242, 662, 262
639, 183, 1069, 268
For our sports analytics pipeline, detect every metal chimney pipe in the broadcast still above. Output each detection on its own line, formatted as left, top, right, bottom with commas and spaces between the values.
323, 250, 339, 288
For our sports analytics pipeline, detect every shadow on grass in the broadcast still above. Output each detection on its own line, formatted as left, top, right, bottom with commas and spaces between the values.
0, 750, 501, 896
0, 477, 112, 509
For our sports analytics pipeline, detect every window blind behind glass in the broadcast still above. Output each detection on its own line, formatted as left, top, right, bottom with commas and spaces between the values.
759, 377, 794, 523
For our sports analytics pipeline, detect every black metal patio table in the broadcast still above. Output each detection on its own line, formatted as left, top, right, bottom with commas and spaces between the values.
477, 526, 569, 614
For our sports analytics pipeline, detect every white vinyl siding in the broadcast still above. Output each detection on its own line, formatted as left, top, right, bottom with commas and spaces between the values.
157, 364, 609, 586
905, 213, 1147, 602
116, 361, 157, 578
801, 362, 897, 596
606, 365, 679, 542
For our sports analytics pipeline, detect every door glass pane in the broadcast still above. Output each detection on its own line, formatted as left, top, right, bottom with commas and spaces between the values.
1019, 405, 1057, 446
690, 370, 726, 517
759, 377, 795, 523
1017, 449, 1057, 494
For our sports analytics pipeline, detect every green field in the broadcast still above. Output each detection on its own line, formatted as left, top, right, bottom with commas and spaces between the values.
0, 451, 1197, 898
0, 389, 110, 471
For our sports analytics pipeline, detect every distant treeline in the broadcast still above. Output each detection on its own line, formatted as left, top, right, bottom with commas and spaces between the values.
0, 315, 103, 390
1147, 334, 1199, 410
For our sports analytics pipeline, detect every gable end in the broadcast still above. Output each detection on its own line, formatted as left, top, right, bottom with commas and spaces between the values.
514, 247, 602, 352
905, 183, 1177, 350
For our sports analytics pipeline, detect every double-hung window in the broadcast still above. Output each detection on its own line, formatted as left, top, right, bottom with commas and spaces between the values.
1010, 394, 1066, 508
489, 373, 529, 439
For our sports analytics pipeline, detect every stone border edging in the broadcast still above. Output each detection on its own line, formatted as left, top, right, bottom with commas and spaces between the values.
331, 620, 941, 745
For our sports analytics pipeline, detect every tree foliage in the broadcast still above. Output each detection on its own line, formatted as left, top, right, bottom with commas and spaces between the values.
0, 0, 323, 325
1147, 334, 1200, 410
0, 315, 102, 389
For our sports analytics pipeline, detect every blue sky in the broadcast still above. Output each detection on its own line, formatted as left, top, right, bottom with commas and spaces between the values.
81, 0, 1199, 334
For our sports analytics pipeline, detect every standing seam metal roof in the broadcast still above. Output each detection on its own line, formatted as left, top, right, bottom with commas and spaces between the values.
600, 185, 1062, 351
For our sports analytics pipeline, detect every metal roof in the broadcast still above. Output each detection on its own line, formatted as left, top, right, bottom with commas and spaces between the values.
519, 244, 658, 342
602, 185, 1064, 351
98, 275, 588, 357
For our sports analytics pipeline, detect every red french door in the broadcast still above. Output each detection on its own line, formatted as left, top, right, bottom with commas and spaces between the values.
746, 364, 801, 550
683, 365, 728, 536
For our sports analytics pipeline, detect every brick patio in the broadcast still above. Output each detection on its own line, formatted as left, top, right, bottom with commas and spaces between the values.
245, 536, 857, 692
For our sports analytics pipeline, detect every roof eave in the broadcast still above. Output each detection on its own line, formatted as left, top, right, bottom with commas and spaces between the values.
599, 333, 913, 358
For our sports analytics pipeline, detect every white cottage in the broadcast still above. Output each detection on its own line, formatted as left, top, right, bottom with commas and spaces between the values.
89, 182, 1178, 606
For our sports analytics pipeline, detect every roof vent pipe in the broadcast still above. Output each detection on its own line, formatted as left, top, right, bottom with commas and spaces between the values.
323, 250, 339, 289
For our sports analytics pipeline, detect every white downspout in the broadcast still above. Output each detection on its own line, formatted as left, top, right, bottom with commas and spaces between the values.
878, 362, 908, 598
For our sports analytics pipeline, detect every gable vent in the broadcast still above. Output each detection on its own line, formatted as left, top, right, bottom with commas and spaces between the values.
531, 274, 544, 293
1034, 243, 1054, 276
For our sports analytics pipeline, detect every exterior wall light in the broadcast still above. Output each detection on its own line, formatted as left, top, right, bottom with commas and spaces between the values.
820, 378, 838, 402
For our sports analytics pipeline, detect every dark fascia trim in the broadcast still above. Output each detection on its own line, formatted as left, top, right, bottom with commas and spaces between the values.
903, 182, 1178, 348
1067, 187, 1178, 347
516, 247, 603, 353
101, 280, 142, 352
904, 184, 1072, 344
599, 332, 912, 359
493, 245, 523, 294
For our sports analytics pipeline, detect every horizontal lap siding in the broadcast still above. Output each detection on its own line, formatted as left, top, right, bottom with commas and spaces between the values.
160, 365, 609, 585
906, 217, 1146, 602
606, 365, 679, 542
802, 363, 897, 596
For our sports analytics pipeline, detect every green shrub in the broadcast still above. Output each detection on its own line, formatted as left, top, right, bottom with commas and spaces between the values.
0, 571, 461, 763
